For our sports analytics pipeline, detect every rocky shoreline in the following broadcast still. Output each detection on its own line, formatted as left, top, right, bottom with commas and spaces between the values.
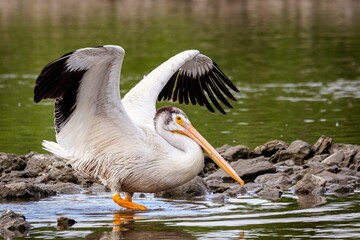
1, 136, 359, 238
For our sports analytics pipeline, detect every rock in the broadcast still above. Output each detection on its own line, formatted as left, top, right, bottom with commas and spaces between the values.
326, 184, 355, 195
322, 151, 344, 165
205, 157, 276, 183
205, 179, 232, 193
221, 145, 249, 161
210, 192, 229, 203
155, 176, 209, 198
216, 144, 232, 155
274, 160, 295, 174
224, 185, 246, 197
245, 182, 263, 194
0, 182, 56, 198
350, 151, 360, 171
0, 153, 27, 174
306, 154, 329, 165
297, 194, 327, 208
0, 209, 31, 239
46, 182, 83, 194
278, 140, 312, 165
253, 140, 288, 158
257, 187, 282, 200
294, 173, 326, 195
57, 216, 76, 230
330, 143, 360, 168
315, 171, 357, 185
312, 136, 333, 155
255, 173, 291, 190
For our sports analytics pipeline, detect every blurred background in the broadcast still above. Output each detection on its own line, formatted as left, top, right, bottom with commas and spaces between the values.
0, 0, 359, 154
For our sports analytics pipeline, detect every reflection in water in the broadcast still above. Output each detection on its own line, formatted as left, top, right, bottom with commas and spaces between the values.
109, 211, 246, 240
0, 192, 359, 239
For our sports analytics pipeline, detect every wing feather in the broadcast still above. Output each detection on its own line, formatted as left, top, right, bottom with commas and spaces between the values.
34, 45, 142, 154
157, 54, 239, 114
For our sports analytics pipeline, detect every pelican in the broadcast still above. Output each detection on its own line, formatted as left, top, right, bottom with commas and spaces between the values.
34, 45, 244, 210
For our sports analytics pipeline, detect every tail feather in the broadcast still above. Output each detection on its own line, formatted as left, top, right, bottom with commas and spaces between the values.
42, 140, 74, 160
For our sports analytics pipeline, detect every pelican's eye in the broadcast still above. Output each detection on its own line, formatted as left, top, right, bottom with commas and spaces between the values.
175, 115, 183, 125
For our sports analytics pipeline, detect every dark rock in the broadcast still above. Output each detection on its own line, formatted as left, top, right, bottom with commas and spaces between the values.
0, 182, 56, 198
278, 140, 312, 165
274, 160, 295, 174
312, 136, 333, 155
350, 151, 360, 171
0, 209, 31, 239
326, 184, 355, 195
57, 216, 77, 230
224, 185, 246, 197
245, 182, 263, 194
46, 182, 83, 194
255, 173, 291, 190
306, 154, 329, 165
210, 192, 229, 203
257, 187, 282, 200
322, 151, 344, 166
216, 144, 232, 155
205, 157, 276, 183
253, 140, 288, 158
155, 176, 209, 198
315, 171, 357, 185
221, 145, 249, 161
84, 183, 109, 194
294, 173, 326, 195
205, 179, 232, 193
325, 165, 341, 174
297, 194, 327, 208
330, 143, 360, 168
0, 153, 27, 174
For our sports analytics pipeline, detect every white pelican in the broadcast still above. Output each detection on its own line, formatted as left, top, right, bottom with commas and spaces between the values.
34, 45, 244, 210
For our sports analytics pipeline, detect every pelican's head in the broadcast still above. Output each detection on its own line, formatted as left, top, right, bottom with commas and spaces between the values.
154, 106, 245, 186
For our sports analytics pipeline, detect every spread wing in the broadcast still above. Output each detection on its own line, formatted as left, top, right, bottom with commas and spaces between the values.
158, 54, 239, 114
34, 45, 143, 154
122, 51, 239, 127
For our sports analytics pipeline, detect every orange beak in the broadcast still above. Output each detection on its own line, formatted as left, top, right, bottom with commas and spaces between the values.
174, 124, 245, 186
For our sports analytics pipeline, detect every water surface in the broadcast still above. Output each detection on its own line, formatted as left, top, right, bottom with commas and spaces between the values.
1, 192, 360, 239
0, 0, 359, 153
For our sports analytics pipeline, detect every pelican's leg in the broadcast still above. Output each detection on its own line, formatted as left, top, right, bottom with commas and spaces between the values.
112, 192, 147, 210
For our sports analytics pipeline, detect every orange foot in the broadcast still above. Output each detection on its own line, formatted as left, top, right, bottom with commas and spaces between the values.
112, 193, 148, 211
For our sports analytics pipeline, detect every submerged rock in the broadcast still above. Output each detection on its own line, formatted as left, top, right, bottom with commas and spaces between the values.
256, 187, 282, 200
155, 176, 209, 199
0, 210, 31, 239
57, 216, 77, 230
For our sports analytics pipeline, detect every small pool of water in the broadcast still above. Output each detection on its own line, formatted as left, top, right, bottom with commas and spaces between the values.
1, 191, 360, 239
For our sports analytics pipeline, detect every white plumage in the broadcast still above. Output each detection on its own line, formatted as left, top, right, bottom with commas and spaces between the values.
34, 45, 244, 210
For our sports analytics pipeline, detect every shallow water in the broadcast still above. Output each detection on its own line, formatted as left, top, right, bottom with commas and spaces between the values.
1, 0, 360, 239
1, 191, 360, 239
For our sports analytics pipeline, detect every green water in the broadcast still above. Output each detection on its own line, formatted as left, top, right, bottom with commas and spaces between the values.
0, 0, 359, 154
1, 0, 360, 239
